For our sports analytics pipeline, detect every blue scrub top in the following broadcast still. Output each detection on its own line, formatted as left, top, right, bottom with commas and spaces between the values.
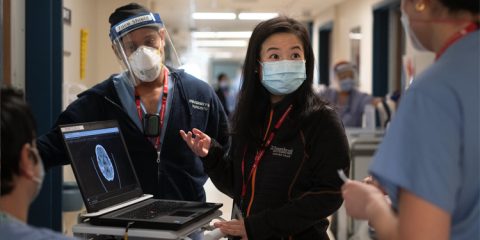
0, 212, 75, 240
321, 88, 372, 127
370, 31, 479, 240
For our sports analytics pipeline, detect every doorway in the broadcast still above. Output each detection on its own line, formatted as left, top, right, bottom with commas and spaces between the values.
318, 22, 333, 86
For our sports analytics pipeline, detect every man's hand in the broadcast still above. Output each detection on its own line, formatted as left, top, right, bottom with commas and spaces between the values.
179, 128, 211, 157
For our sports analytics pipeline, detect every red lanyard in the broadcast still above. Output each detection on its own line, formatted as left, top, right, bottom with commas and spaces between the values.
436, 22, 478, 60
241, 104, 293, 198
135, 69, 169, 150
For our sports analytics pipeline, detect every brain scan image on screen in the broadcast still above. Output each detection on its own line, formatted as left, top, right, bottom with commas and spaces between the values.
95, 144, 115, 181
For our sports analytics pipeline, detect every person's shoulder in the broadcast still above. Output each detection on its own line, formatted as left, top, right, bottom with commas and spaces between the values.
303, 103, 339, 126
0, 221, 76, 240
299, 103, 346, 144
352, 89, 372, 99
319, 87, 336, 99
78, 75, 116, 98
414, 38, 478, 94
35, 227, 76, 240
171, 68, 217, 103
408, 66, 458, 102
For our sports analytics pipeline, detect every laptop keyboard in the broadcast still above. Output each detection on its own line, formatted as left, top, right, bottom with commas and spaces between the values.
118, 201, 187, 219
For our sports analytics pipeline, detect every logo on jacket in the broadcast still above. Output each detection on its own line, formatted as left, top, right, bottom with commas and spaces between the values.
270, 145, 293, 158
189, 99, 210, 111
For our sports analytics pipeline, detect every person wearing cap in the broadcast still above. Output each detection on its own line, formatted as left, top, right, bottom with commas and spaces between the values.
37, 3, 229, 206
320, 61, 376, 128
0, 88, 75, 240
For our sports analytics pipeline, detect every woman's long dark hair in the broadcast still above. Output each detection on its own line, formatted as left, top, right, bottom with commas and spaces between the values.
438, 0, 479, 14
231, 16, 326, 148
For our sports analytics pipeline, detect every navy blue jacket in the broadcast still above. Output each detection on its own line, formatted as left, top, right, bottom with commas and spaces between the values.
38, 68, 230, 201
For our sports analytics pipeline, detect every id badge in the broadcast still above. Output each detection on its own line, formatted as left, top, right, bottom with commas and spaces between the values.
143, 113, 160, 137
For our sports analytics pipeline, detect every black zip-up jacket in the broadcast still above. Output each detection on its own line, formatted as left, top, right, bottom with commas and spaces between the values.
38, 68, 229, 201
204, 97, 350, 239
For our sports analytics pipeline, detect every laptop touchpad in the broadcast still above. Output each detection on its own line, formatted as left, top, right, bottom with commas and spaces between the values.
171, 211, 195, 217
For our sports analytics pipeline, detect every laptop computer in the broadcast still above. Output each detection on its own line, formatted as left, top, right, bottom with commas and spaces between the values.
59, 120, 222, 230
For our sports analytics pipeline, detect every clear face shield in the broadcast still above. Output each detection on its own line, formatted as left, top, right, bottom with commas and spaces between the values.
332, 62, 358, 92
110, 12, 182, 87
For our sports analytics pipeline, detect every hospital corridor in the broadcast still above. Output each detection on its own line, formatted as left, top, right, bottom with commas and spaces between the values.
0, 0, 479, 239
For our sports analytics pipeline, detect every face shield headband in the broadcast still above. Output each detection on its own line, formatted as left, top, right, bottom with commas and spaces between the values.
110, 13, 164, 87
110, 13, 163, 42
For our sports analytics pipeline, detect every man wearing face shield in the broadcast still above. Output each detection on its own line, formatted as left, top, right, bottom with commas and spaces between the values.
0, 88, 74, 239
320, 61, 376, 127
37, 3, 229, 206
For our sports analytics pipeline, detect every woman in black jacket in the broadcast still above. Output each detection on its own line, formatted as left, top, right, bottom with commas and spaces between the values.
181, 16, 350, 240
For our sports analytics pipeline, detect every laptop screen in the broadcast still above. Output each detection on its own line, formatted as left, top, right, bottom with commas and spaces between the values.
60, 121, 143, 212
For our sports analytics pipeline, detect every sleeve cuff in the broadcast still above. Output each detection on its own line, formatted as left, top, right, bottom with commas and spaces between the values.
200, 138, 223, 170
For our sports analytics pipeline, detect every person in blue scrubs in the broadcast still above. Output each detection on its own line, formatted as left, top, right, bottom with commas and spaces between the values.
320, 61, 375, 127
341, 0, 479, 239
0, 88, 74, 240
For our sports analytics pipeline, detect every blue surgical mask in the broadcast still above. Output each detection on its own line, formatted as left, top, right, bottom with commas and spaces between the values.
260, 60, 306, 95
339, 78, 355, 92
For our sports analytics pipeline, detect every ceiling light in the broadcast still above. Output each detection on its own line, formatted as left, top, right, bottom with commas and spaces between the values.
238, 12, 279, 20
194, 40, 248, 47
349, 33, 362, 40
192, 31, 252, 39
212, 52, 234, 59
192, 12, 236, 20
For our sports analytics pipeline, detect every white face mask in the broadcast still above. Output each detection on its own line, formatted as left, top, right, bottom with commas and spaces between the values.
219, 81, 229, 90
128, 46, 163, 82
400, 11, 428, 51
29, 147, 44, 201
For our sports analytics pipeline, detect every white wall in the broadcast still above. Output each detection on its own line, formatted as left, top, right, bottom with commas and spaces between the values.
63, 0, 99, 111
312, 7, 335, 88
331, 0, 383, 93
10, 0, 25, 91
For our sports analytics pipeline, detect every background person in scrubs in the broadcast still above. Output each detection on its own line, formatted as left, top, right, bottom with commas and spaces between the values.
341, 0, 479, 239
320, 61, 377, 127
